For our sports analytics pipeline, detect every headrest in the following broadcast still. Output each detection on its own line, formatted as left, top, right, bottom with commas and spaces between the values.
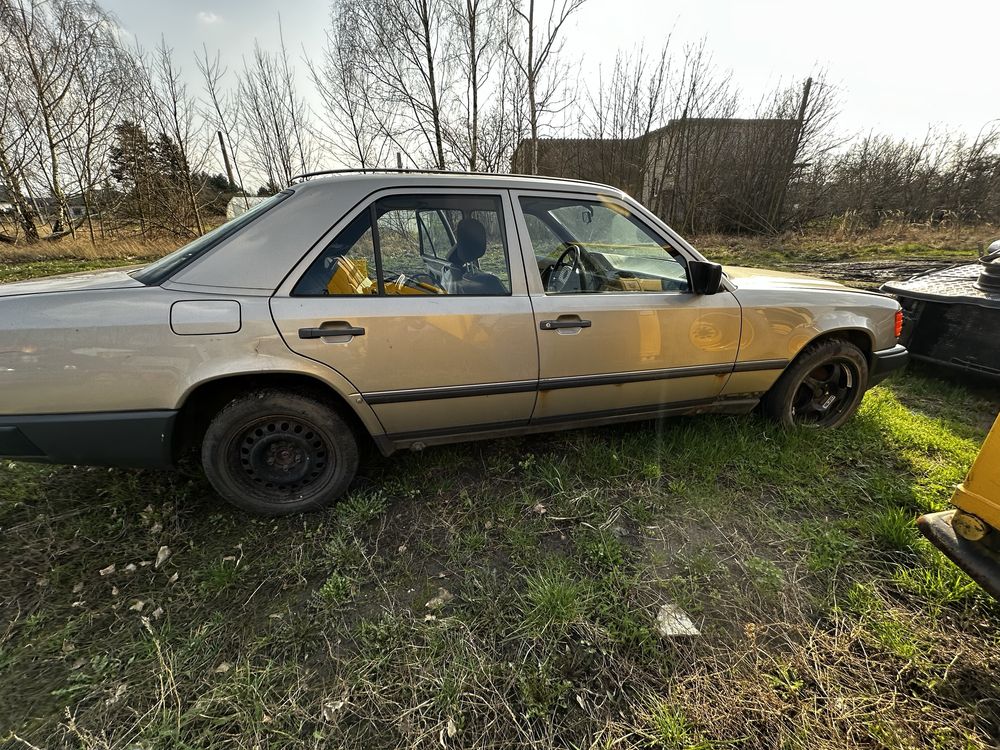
449, 218, 488, 264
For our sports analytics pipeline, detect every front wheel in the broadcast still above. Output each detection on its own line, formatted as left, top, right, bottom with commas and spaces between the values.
201, 390, 359, 515
762, 339, 869, 429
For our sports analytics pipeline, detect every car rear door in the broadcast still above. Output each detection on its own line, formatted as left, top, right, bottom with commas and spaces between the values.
271, 189, 538, 440
512, 190, 742, 424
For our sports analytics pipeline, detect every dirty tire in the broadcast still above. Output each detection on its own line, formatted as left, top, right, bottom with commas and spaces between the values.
201, 389, 359, 515
762, 339, 869, 429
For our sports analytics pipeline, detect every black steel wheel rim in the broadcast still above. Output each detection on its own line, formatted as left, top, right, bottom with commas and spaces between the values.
228, 416, 333, 500
790, 358, 859, 426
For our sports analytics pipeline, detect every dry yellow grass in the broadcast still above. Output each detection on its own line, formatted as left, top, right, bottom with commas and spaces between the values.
693, 220, 999, 266
0, 233, 182, 264
1, 219, 996, 274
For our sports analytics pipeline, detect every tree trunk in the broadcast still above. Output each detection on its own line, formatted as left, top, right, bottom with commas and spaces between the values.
468, 0, 478, 171
42, 113, 71, 236
183, 166, 204, 235
420, 0, 446, 169
770, 77, 812, 231
526, 0, 538, 174
0, 148, 39, 241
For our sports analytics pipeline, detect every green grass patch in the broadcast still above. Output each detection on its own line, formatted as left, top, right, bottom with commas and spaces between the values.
2, 371, 999, 748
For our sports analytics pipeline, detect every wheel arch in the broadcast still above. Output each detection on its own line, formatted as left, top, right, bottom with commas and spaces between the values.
796, 326, 875, 366
172, 372, 382, 462
755, 326, 876, 404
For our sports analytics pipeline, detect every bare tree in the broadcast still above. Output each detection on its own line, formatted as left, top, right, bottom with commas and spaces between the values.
330, 0, 454, 169
238, 26, 314, 190
445, 0, 506, 169
310, 7, 392, 168
477, 3, 529, 172
1, 0, 114, 235
575, 43, 671, 196
141, 38, 206, 234
507, 0, 588, 174
63, 15, 132, 243
197, 45, 248, 202
0, 9, 39, 240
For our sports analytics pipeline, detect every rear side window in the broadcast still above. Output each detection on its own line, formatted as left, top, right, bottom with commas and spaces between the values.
293, 194, 511, 296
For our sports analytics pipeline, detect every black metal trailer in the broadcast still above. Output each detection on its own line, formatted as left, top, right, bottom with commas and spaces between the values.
881, 246, 1000, 380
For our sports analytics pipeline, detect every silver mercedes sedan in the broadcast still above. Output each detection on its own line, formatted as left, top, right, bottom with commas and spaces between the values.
0, 172, 907, 514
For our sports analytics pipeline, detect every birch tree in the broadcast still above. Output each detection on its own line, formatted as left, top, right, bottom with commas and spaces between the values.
507, 0, 588, 174
1, 0, 113, 235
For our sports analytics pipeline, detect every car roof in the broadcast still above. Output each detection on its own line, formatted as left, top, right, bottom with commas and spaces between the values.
289, 170, 627, 198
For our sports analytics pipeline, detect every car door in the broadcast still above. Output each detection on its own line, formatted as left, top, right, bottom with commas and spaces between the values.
512, 190, 742, 424
271, 189, 538, 439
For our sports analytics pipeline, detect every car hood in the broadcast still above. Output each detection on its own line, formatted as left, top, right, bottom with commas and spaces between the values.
0, 268, 145, 298
723, 265, 852, 292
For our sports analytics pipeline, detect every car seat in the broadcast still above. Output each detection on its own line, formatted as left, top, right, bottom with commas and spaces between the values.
445, 218, 506, 294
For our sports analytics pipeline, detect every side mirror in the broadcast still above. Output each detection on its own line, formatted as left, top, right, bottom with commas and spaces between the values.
687, 259, 724, 295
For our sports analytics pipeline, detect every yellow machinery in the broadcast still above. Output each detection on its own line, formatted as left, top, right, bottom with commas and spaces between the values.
918, 413, 1000, 601
325, 257, 443, 296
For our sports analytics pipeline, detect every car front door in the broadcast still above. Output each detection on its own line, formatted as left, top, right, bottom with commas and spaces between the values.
512, 191, 742, 424
271, 190, 538, 440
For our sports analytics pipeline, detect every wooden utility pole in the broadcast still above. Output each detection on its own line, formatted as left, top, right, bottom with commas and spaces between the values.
218, 130, 235, 188
771, 76, 812, 230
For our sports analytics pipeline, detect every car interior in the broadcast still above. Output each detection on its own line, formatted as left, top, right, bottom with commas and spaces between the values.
518, 196, 691, 294
293, 196, 511, 296
294, 194, 690, 297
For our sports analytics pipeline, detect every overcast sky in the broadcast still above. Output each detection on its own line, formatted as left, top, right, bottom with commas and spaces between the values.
103, 0, 1000, 150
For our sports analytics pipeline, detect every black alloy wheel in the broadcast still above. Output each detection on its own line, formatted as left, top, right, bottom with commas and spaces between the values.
762, 338, 869, 429
790, 358, 861, 427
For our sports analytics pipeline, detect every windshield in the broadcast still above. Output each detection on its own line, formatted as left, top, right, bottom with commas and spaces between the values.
131, 191, 291, 285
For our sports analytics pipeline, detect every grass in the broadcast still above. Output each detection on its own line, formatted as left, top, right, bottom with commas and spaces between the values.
694, 219, 997, 270
2, 242, 1000, 748
1, 219, 994, 285
1, 367, 998, 749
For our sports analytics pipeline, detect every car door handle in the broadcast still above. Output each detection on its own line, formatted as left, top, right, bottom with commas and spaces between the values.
298, 324, 366, 339
540, 318, 592, 331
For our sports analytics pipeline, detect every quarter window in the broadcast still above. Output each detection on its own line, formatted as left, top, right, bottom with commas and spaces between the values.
519, 196, 689, 294
294, 195, 511, 296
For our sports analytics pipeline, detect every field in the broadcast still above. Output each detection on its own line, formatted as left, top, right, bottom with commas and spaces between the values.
2, 229, 1000, 749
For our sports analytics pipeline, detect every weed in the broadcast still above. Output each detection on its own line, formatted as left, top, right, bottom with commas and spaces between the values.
744, 556, 784, 597
516, 658, 574, 719
870, 506, 920, 551
521, 562, 591, 638
316, 572, 353, 605
574, 528, 628, 571
337, 489, 389, 527
646, 702, 711, 749
802, 523, 859, 572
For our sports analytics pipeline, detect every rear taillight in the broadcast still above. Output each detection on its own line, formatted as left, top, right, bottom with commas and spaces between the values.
894, 309, 903, 338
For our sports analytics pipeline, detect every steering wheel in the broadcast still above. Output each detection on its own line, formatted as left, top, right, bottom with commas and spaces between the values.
546, 243, 583, 293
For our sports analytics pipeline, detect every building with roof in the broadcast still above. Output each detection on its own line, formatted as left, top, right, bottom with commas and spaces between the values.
512, 117, 800, 232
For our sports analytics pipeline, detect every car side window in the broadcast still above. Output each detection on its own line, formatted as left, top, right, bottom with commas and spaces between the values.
294, 211, 378, 296
522, 212, 564, 260
518, 196, 689, 294
294, 195, 512, 296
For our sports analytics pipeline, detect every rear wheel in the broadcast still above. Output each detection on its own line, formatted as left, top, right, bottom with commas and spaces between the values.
762, 339, 869, 429
201, 390, 359, 515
